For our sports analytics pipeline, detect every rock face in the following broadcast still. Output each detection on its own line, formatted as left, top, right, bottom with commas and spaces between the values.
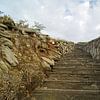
79, 37, 100, 61
0, 15, 74, 99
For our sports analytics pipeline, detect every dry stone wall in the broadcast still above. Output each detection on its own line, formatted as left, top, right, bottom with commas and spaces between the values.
80, 37, 100, 60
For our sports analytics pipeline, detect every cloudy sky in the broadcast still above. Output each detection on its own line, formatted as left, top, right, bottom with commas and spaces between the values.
0, 0, 100, 42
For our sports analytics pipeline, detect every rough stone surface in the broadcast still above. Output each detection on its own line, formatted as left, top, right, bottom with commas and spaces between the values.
41, 57, 55, 66
0, 15, 74, 99
79, 37, 100, 60
33, 46, 100, 100
0, 15, 100, 100
0, 37, 13, 48
0, 59, 9, 73
2, 45, 18, 67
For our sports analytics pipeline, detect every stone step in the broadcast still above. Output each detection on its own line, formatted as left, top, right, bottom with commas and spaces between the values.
55, 63, 100, 68
33, 89, 100, 100
53, 67, 100, 71
61, 57, 92, 60
66, 51, 89, 53
69, 51, 87, 53
43, 80, 99, 90
52, 69, 100, 73
66, 57, 92, 60
57, 61, 99, 64
50, 73, 100, 80
34, 88, 100, 94
53, 66, 100, 71
52, 68, 100, 75
58, 60, 94, 64
62, 56, 92, 58
51, 70, 100, 75
64, 53, 91, 57
53, 66, 100, 70
64, 52, 91, 55
62, 55, 92, 58
48, 70, 99, 75
49, 75, 99, 81
60, 58, 93, 61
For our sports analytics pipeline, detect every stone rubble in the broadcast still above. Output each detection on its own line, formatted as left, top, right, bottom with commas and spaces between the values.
0, 15, 74, 100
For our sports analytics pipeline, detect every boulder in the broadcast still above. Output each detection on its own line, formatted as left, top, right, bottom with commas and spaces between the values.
0, 27, 5, 31
41, 60, 51, 71
0, 23, 8, 30
18, 27, 36, 35
41, 57, 54, 66
0, 37, 13, 49
1, 45, 19, 67
0, 30, 12, 38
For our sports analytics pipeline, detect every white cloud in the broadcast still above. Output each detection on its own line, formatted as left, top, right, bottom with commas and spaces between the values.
0, 0, 100, 42
64, 15, 73, 21
96, 25, 100, 31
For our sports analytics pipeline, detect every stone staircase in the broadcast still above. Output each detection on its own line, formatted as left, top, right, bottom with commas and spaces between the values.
33, 46, 100, 100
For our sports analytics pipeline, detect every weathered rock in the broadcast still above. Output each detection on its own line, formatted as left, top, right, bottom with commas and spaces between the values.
0, 60, 9, 73
0, 27, 5, 31
18, 27, 37, 35
0, 30, 12, 38
0, 15, 15, 29
0, 23, 8, 30
1, 45, 18, 67
48, 50, 61, 60
80, 37, 100, 60
41, 60, 51, 71
0, 37, 13, 48
41, 57, 54, 66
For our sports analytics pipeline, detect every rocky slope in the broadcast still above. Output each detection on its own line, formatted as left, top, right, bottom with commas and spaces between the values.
0, 15, 74, 99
